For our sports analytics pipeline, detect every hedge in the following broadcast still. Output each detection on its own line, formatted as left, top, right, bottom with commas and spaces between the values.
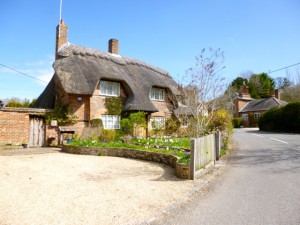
258, 102, 300, 133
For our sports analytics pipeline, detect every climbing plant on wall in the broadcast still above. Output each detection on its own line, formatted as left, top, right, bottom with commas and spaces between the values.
104, 97, 124, 115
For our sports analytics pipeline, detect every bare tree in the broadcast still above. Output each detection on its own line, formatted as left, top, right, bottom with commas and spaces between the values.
174, 48, 226, 137
281, 68, 300, 102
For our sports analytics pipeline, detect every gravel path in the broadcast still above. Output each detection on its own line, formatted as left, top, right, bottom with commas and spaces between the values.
0, 149, 196, 225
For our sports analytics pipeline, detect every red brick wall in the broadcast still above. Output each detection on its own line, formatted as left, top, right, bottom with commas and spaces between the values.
68, 95, 90, 121
0, 110, 29, 145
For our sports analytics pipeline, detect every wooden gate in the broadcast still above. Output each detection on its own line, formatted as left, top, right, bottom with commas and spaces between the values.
29, 116, 45, 147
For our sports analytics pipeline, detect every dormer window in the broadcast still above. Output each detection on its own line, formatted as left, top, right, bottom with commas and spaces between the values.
150, 87, 164, 101
100, 81, 120, 96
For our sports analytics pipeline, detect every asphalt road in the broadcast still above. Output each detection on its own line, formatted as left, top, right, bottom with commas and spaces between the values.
151, 128, 300, 225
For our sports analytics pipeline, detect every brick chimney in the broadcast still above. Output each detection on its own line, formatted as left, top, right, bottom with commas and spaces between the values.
239, 85, 251, 99
108, 39, 119, 55
275, 89, 280, 99
55, 19, 68, 59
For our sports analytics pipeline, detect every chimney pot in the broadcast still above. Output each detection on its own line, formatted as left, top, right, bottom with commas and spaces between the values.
275, 89, 280, 99
108, 39, 119, 55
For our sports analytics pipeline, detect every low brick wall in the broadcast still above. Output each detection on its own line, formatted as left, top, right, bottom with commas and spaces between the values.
62, 145, 190, 179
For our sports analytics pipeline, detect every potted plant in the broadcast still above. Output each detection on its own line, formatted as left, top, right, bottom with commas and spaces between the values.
21, 140, 28, 148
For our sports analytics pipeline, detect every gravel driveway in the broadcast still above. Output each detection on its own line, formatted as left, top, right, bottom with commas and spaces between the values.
0, 148, 196, 225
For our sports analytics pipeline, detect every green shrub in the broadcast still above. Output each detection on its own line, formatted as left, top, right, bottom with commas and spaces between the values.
120, 112, 147, 138
80, 127, 103, 141
165, 116, 181, 136
232, 117, 243, 128
90, 119, 103, 128
259, 102, 300, 133
208, 109, 233, 150
100, 130, 118, 142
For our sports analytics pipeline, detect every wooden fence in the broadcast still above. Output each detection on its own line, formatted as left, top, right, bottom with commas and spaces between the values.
190, 132, 221, 180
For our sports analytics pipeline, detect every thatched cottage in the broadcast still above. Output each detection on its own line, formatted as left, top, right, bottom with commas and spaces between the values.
34, 20, 181, 137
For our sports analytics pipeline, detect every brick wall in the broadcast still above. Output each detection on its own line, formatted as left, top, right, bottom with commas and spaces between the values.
0, 108, 56, 146
90, 96, 107, 119
0, 110, 29, 145
68, 94, 90, 121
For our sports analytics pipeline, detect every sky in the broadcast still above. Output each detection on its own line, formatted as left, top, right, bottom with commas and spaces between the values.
1, 0, 300, 101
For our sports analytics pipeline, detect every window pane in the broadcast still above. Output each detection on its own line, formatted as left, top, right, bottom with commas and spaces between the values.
100, 81, 106, 95
100, 115, 120, 130
100, 81, 120, 96
150, 88, 164, 100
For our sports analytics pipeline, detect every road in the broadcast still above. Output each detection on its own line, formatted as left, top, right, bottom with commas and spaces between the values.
151, 128, 300, 225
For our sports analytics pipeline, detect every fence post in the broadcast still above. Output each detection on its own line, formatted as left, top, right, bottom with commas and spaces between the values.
190, 139, 196, 180
215, 131, 221, 160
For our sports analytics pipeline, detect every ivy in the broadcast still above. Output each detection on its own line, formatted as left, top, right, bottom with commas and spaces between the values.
45, 101, 77, 125
104, 97, 124, 115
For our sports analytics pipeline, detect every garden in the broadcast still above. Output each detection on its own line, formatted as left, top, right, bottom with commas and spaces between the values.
63, 108, 233, 165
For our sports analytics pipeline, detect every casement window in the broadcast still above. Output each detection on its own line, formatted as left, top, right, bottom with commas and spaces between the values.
254, 113, 260, 120
100, 115, 120, 129
150, 117, 165, 129
100, 81, 120, 97
150, 88, 164, 101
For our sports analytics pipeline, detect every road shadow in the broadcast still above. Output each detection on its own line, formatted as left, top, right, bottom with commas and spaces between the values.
229, 143, 300, 174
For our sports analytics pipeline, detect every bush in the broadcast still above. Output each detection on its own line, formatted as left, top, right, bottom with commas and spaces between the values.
259, 102, 300, 133
90, 119, 103, 128
80, 127, 103, 141
208, 109, 233, 150
165, 116, 181, 136
120, 112, 147, 138
232, 117, 243, 128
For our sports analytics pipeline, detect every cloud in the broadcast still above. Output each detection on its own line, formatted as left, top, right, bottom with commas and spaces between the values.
0, 56, 54, 86
35, 68, 54, 85
25, 60, 46, 66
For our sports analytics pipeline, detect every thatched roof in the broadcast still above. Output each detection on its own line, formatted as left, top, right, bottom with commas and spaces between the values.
240, 97, 287, 113
35, 43, 179, 112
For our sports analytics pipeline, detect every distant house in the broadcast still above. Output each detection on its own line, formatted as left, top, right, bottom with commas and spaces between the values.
233, 85, 287, 127
34, 20, 181, 137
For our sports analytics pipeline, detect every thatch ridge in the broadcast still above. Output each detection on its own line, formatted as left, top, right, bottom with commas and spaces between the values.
58, 43, 171, 77
35, 43, 179, 112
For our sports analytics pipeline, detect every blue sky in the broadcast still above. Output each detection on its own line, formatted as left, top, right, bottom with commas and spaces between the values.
1, 0, 300, 101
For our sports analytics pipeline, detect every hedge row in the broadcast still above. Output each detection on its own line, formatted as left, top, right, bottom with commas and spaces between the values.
258, 102, 300, 133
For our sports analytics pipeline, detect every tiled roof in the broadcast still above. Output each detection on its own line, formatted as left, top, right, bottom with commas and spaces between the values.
240, 97, 288, 112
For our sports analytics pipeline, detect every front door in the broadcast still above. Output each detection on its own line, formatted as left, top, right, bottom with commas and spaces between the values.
29, 116, 45, 147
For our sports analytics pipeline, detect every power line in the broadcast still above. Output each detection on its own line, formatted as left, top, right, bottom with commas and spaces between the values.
0, 63, 48, 84
268, 62, 300, 74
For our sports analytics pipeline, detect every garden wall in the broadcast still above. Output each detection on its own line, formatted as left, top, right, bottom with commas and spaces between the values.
0, 107, 52, 146
62, 145, 190, 179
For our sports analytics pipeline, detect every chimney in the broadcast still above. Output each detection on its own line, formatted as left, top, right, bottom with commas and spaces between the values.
55, 19, 68, 59
275, 89, 280, 99
108, 39, 119, 55
239, 85, 250, 99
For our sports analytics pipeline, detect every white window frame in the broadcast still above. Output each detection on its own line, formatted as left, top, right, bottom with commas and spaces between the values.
100, 115, 120, 130
100, 81, 120, 97
150, 117, 165, 129
150, 88, 164, 101
254, 113, 260, 120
